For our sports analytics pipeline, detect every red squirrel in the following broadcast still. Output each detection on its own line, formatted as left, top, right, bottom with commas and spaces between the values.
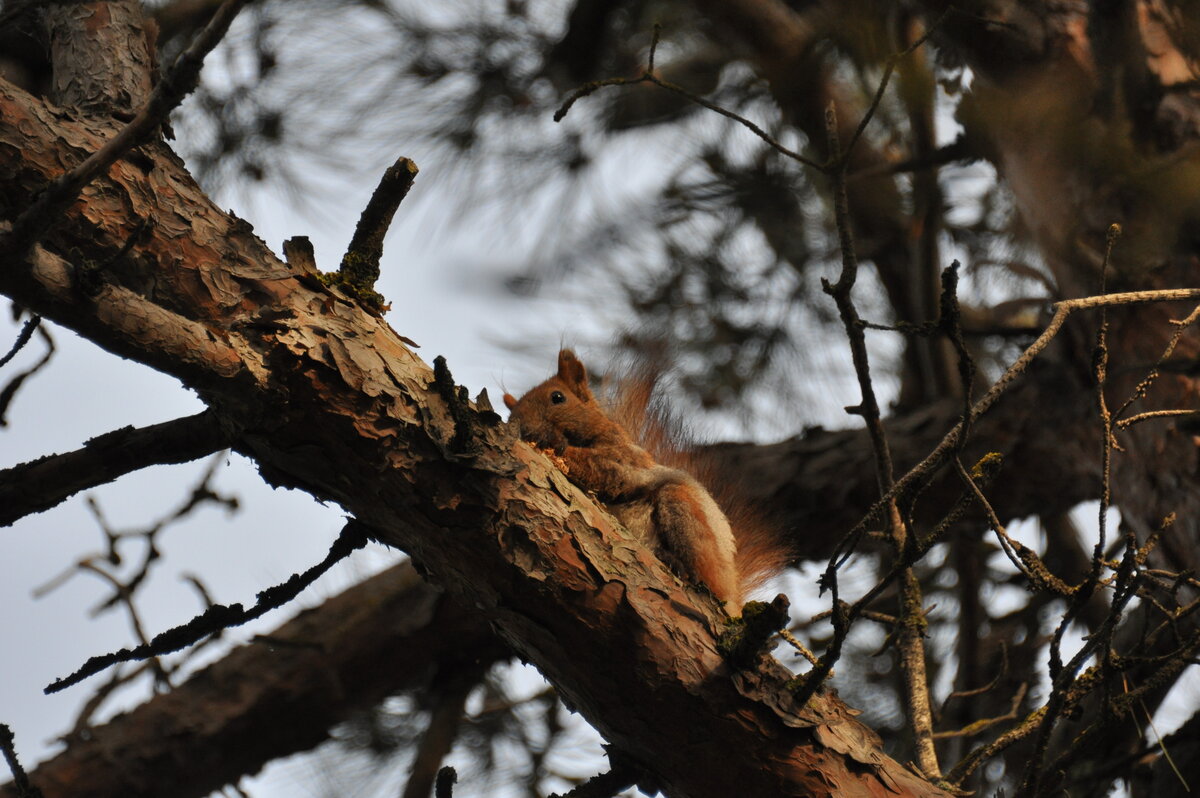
503, 349, 787, 609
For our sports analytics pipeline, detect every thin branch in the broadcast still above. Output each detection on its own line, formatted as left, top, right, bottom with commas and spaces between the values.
1043, 626, 1200, 786
932, 683, 1027, 740
1116, 409, 1200, 429
1113, 303, 1200, 422
954, 459, 1074, 597
0, 410, 233, 526
946, 705, 1047, 784
778, 629, 821, 667
797, 450, 1001, 708
2, 0, 250, 257
803, 607, 900, 628
947, 592, 1191, 786
554, 24, 822, 170
1135, 691, 1190, 793
1022, 225, 1125, 795
68, 661, 155, 739
819, 104, 896, 495
840, 9, 949, 166
45, 520, 371, 694
817, 103, 939, 776
827, 288, 1200, 571
0, 323, 53, 427
0, 314, 40, 370
76, 560, 171, 687
1020, 546, 1144, 794
0, 723, 43, 798
57, 465, 245, 613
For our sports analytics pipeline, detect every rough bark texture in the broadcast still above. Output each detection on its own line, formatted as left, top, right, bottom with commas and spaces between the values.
46, 0, 154, 115
0, 77, 952, 798
0, 562, 506, 798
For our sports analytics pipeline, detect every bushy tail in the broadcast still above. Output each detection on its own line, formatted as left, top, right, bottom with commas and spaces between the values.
604, 361, 795, 597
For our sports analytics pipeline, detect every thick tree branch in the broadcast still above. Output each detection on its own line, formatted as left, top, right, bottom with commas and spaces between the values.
46, 0, 155, 115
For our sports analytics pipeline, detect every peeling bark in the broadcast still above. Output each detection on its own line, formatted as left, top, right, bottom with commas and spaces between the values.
47, 0, 154, 115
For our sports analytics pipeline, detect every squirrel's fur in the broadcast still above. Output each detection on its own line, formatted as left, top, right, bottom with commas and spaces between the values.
503, 349, 790, 609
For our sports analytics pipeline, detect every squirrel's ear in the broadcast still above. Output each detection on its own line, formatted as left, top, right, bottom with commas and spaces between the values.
557, 349, 593, 401
503, 393, 518, 410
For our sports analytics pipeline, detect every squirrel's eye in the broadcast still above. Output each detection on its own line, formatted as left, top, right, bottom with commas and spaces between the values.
550, 390, 566, 404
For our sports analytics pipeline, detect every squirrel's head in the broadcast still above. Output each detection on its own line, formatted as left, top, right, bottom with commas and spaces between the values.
504, 349, 612, 450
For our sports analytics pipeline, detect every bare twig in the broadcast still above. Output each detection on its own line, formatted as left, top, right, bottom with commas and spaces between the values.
1022, 225, 1126, 796
76, 560, 171, 687
1116, 409, 1200, 429
0, 314, 40, 370
819, 105, 896, 496
554, 24, 822, 170
778, 629, 821, 668
954, 459, 1073, 597
828, 288, 1200, 572
819, 117, 939, 772
841, 9, 949, 166
933, 683, 1027, 740
45, 520, 371, 693
1020, 541, 1143, 794
0, 723, 43, 798
1134, 687, 1190, 793
27, 453, 239, 723
1043, 625, 1200, 786
1113, 303, 1200, 423
946, 705, 1047, 783
0, 323, 53, 427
